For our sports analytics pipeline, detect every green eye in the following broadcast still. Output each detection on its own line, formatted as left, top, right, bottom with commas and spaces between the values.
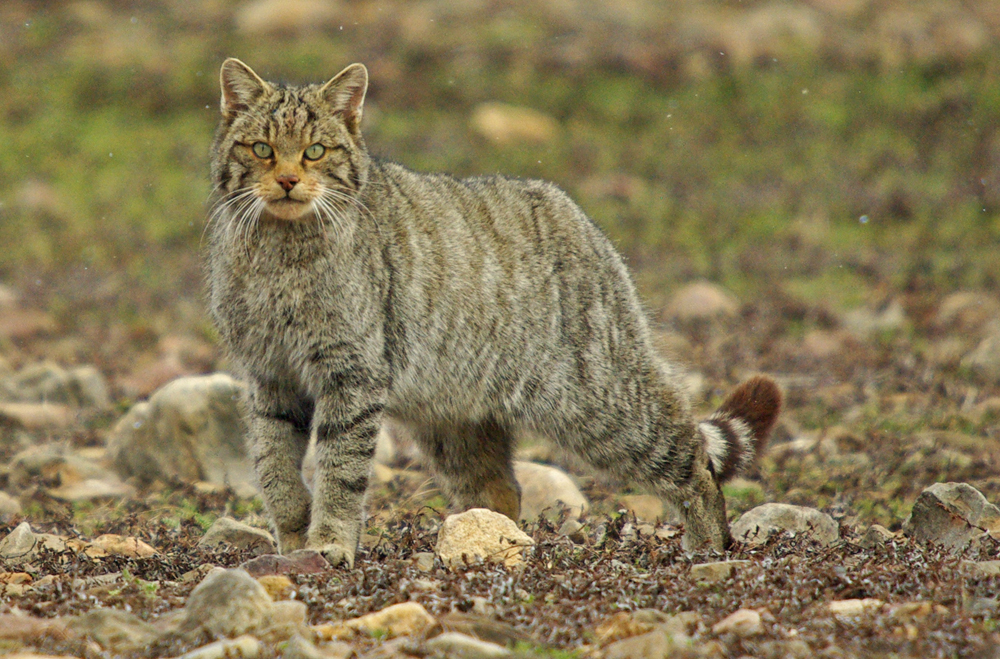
252, 142, 273, 158
304, 143, 326, 160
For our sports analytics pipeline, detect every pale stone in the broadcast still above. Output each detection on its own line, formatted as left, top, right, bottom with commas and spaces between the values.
90, 534, 157, 558
667, 281, 739, 321
712, 608, 763, 637
412, 552, 436, 572
66, 608, 160, 652
436, 508, 534, 569
199, 517, 276, 556
424, 632, 512, 658
0, 362, 109, 409
860, 523, 895, 548
513, 461, 588, 521
903, 482, 1000, 552
48, 478, 134, 502
963, 560, 1000, 577
691, 560, 750, 584
963, 330, 1000, 381
731, 503, 839, 546
0, 522, 69, 562
0, 613, 71, 642
0, 491, 21, 520
179, 568, 274, 639
0, 402, 75, 431
177, 635, 261, 659
827, 598, 884, 618
470, 102, 559, 145
256, 575, 295, 600
107, 374, 252, 488
842, 299, 907, 338
344, 601, 437, 639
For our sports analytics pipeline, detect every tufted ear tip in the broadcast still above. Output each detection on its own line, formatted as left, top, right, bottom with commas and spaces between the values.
220, 58, 270, 119
320, 63, 369, 131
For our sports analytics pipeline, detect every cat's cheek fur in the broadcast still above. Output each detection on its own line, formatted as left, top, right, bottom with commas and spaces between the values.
207, 60, 782, 561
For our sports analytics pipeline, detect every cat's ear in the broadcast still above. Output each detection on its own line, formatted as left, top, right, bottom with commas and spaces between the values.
320, 63, 368, 132
220, 58, 271, 120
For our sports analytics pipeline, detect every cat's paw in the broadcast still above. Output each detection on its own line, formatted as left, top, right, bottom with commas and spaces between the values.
312, 542, 356, 568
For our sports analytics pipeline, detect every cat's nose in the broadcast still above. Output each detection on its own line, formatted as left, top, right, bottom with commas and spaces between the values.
276, 174, 299, 192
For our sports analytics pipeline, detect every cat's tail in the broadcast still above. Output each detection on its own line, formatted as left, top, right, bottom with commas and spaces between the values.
698, 376, 782, 482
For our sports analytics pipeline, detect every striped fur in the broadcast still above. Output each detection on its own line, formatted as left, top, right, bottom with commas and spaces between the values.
206, 60, 781, 563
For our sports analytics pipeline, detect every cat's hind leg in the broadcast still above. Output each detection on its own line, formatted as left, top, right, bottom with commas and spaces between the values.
414, 419, 522, 521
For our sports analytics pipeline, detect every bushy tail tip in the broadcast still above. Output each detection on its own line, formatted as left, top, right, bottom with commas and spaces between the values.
699, 375, 782, 482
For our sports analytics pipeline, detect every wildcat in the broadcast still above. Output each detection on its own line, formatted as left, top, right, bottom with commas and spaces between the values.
207, 58, 782, 567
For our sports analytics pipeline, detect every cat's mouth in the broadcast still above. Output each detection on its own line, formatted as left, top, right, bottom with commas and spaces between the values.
264, 197, 314, 221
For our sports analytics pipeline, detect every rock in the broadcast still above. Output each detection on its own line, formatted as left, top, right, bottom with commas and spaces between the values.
179, 568, 275, 640
0, 402, 75, 432
281, 634, 346, 659
254, 575, 294, 601
436, 508, 535, 569
0, 522, 68, 562
470, 102, 559, 145
437, 612, 529, 647
842, 299, 906, 338
962, 329, 1000, 381
602, 625, 688, 659
712, 608, 763, 637
344, 602, 437, 639
259, 600, 309, 642
240, 550, 329, 577
513, 461, 588, 521
66, 608, 160, 652
595, 612, 659, 645
0, 613, 71, 642
90, 534, 157, 558
0, 491, 21, 521
903, 482, 1000, 552
412, 551, 436, 572
235, 0, 340, 36
827, 599, 884, 618
0, 362, 109, 409
199, 517, 277, 556
731, 503, 839, 547
963, 560, 1000, 577
178, 635, 261, 659
667, 281, 739, 321
49, 477, 135, 502
9, 444, 110, 488
618, 494, 665, 522
107, 374, 252, 488
691, 560, 750, 584
934, 291, 1000, 333
557, 518, 586, 542
424, 631, 512, 658
859, 524, 895, 548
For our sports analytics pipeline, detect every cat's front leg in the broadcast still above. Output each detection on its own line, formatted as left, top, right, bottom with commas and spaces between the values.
307, 389, 386, 567
245, 381, 314, 554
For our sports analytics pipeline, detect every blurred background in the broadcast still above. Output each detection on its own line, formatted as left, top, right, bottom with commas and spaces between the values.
0, 0, 998, 423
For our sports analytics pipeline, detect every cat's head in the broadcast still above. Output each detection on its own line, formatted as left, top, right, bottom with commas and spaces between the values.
211, 59, 370, 222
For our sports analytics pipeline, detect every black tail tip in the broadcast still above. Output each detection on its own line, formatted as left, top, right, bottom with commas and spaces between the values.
717, 375, 782, 448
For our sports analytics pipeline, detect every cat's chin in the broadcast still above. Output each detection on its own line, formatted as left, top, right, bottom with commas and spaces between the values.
264, 199, 315, 221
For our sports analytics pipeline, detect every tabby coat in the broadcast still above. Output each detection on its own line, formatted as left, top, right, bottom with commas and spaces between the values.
207, 59, 781, 566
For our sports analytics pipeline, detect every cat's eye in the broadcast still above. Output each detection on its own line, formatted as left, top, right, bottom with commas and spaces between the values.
252, 142, 273, 159
303, 143, 326, 161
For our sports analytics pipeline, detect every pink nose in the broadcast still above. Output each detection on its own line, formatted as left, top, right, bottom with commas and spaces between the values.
276, 174, 299, 192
